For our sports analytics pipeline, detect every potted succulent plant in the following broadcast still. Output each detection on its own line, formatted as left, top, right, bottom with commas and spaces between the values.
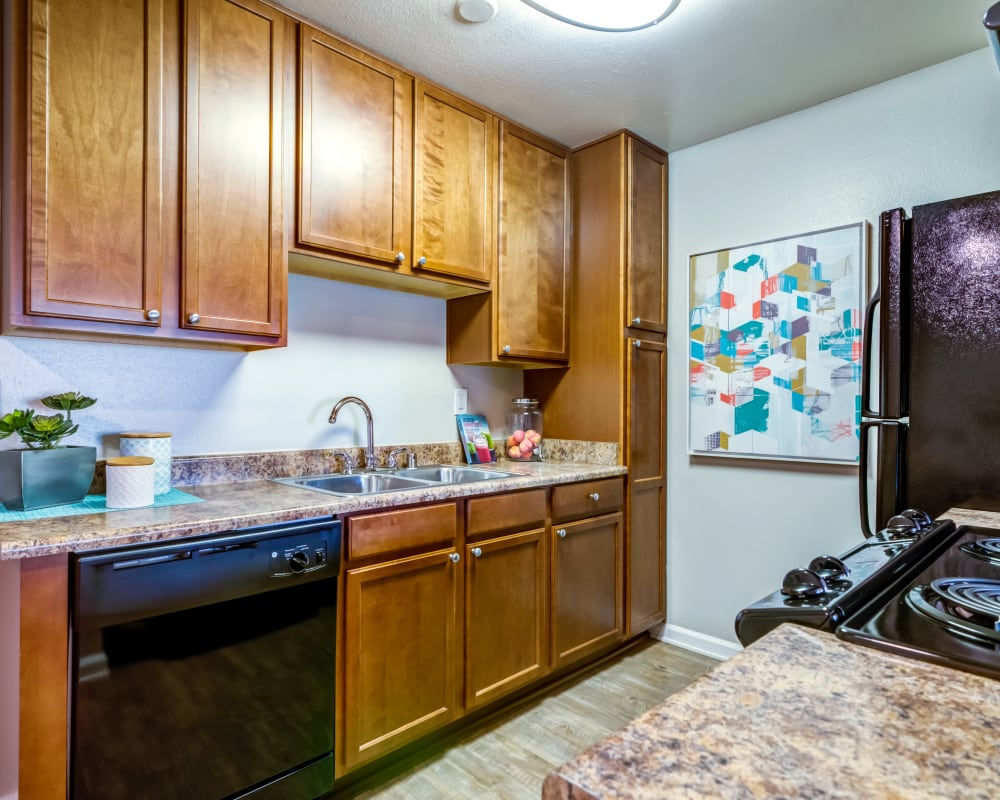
0, 391, 98, 510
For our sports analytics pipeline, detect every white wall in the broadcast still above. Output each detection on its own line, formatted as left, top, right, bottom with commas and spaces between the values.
667, 48, 1000, 644
0, 275, 522, 457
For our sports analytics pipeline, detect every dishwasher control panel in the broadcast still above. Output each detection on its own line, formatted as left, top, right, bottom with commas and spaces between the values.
268, 533, 330, 577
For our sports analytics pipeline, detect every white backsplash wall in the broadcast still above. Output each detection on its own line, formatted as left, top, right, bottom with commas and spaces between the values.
0, 275, 523, 457
666, 48, 1000, 646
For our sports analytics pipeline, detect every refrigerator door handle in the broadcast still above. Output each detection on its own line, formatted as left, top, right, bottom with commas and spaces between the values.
859, 419, 906, 539
860, 287, 884, 419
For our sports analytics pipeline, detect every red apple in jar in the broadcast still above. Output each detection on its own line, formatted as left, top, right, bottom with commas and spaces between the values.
518, 439, 534, 457
507, 445, 521, 458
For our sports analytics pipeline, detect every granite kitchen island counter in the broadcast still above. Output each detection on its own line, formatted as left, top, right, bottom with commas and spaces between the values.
543, 623, 1000, 799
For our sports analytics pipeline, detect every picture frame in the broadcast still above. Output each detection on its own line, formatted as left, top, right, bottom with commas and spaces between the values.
688, 222, 867, 464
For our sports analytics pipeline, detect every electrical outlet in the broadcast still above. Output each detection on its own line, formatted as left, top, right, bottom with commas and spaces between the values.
453, 388, 468, 415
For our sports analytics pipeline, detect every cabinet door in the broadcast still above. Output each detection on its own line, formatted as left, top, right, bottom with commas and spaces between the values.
25, 0, 164, 326
183, 0, 286, 337
551, 513, 624, 669
298, 27, 412, 267
497, 123, 570, 362
626, 138, 667, 335
626, 336, 667, 634
412, 82, 495, 283
343, 549, 461, 769
465, 529, 548, 709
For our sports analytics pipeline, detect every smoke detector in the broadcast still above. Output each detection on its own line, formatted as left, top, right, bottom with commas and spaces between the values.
456, 0, 499, 23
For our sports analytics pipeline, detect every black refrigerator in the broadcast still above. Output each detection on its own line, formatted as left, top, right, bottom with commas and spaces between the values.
861, 188, 1000, 537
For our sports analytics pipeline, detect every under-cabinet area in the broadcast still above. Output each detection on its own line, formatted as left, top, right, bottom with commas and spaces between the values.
5, 463, 633, 799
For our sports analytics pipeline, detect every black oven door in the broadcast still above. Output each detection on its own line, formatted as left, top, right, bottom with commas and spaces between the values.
71, 519, 340, 800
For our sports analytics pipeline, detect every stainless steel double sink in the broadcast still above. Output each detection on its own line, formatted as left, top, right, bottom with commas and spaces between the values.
271, 464, 525, 497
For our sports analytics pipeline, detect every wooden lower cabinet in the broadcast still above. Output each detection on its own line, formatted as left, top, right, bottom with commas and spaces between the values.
551, 512, 625, 669
465, 528, 548, 709
342, 548, 462, 770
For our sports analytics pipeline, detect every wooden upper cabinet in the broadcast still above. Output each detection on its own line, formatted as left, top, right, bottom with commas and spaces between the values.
26, 0, 164, 326
298, 26, 412, 266
626, 139, 667, 334
496, 123, 570, 361
412, 82, 496, 283
183, 0, 286, 337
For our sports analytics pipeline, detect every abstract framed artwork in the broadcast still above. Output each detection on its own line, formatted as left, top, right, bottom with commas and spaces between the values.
688, 222, 867, 464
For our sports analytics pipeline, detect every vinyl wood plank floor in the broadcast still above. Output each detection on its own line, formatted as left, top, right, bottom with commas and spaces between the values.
344, 638, 720, 800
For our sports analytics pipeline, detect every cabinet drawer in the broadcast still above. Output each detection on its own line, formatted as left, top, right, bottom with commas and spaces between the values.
467, 489, 547, 539
347, 502, 457, 560
551, 478, 624, 523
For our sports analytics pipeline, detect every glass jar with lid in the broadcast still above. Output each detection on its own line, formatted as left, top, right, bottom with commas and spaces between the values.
505, 398, 543, 461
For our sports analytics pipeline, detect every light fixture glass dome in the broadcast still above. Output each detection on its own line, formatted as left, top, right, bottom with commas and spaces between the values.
521, 0, 681, 32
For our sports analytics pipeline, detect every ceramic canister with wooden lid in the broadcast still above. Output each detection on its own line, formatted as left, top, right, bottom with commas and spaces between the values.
105, 456, 155, 509
119, 432, 172, 495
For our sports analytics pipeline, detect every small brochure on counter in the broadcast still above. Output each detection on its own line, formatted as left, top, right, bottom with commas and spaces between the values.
455, 414, 496, 464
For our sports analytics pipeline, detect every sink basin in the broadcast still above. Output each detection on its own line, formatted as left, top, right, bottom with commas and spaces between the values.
394, 465, 524, 484
272, 464, 525, 497
273, 472, 436, 496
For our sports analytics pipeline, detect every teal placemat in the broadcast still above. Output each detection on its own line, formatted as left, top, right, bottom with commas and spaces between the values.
0, 488, 204, 522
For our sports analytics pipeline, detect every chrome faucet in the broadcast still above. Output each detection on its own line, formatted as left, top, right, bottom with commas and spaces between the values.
329, 396, 376, 471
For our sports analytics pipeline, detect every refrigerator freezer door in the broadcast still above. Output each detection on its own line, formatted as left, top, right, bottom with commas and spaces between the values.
906, 189, 1000, 518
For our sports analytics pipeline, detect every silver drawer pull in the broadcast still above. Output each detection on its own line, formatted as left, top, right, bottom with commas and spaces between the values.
471, 547, 482, 558
632, 316, 641, 325
449, 552, 460, 563
145, 309, 160, 321
557, 528, 566, 538
589, 492, 600, 502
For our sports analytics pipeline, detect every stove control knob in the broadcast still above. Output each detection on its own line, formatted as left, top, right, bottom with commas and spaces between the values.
900, 508, 934, 530
808, 555, 850, 582
781, 567, 829, 599
288, 551, 310, 573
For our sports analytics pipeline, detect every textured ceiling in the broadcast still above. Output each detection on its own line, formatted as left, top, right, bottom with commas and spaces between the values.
282, 0, 991, 151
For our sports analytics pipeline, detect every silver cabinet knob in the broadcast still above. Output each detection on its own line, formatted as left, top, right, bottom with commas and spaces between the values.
632, 316, 642, 325
502, 345, 511, 354
471, 547, 482, 558
145, 309, 161, 321
449, 552, 460, 563
633, 339, 641, 348
589, 492, 600, 502
416, 256, 427, 267
187, 313, 201, 324
395, 252, 405, 264
557, 528, 567, 538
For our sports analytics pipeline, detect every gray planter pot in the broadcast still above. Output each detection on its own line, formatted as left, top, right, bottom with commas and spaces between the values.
0, 446, 97, 511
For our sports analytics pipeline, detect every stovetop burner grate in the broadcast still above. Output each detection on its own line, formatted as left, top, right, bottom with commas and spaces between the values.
959, 538, 1000, 564
906, 577, 1000, 643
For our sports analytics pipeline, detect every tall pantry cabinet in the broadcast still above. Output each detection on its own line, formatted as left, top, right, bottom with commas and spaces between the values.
526, 131, 667, 637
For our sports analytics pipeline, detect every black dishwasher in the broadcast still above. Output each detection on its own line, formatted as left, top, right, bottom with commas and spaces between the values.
71, 517, 341, 800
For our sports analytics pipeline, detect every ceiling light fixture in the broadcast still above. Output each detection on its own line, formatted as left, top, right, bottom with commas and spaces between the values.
520, 0, 681, 32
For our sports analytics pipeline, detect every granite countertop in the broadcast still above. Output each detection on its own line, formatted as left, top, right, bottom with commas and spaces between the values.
0, 460, 626, 560
543, 624, 1000, 800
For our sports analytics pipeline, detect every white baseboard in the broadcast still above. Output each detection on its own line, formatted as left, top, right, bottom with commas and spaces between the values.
652, 623, 743, 661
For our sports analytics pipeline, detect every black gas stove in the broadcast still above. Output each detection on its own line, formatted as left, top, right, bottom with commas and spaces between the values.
737, 508, 1000, 680
838, 524, 1000, 680
735, 509, 954, 646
